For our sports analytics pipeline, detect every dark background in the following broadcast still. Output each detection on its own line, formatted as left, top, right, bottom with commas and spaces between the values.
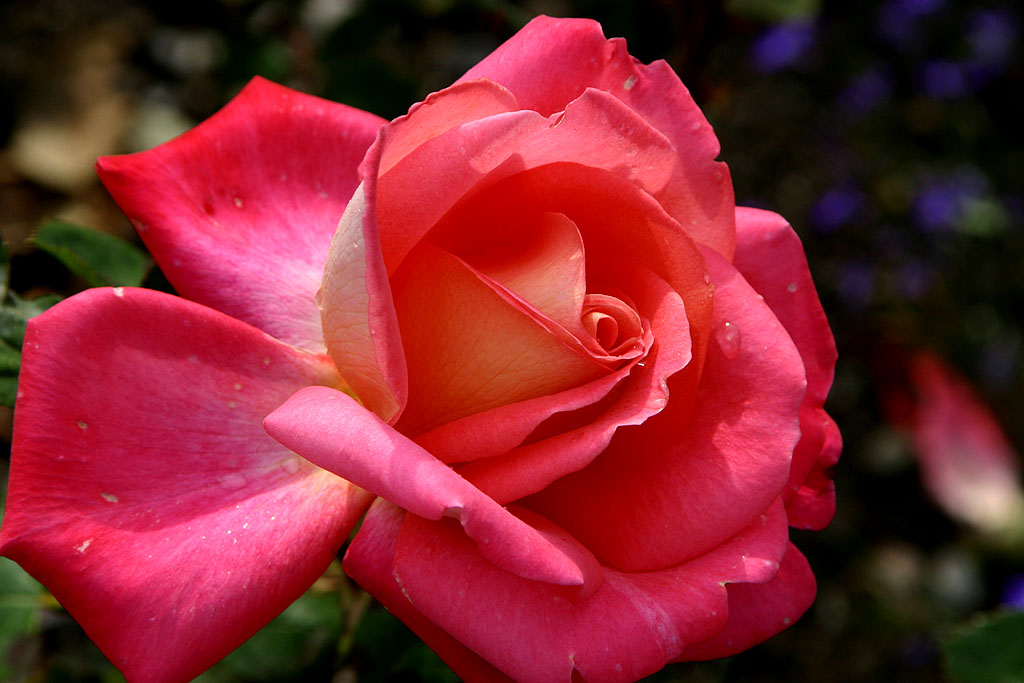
1, 0, 1022, 680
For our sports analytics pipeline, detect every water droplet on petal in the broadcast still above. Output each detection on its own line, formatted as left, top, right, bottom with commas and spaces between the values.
715, 321, 741, 359
233, 197, 243, 208
623, 74, 638, 90
112, 287, 124, 297
281, 458, 301, 475
101, 492, 119, 503
787, 282, 798, 293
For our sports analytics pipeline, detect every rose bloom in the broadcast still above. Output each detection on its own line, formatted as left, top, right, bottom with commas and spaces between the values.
0, 16, 840, 683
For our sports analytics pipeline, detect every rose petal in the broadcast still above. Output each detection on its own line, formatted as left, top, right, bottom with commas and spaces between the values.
527, 248, 805, 572
319, 183, 407, 421
413, 361, 634, 465
391, 243, 608, 434
464, 211, 587, 341
429, 161, 714, 375
733, 207, 839, 529
457, 15, 736, 258
0, 288, 371, 683
341, 500, 516, 683
373, 85, 679, 273
678, 542, 816, 661
264, 386, 602, 593
457, 264, 688, 503
376, 78, 520, 176
96, 77, 384, 353
345, 496, 789, 683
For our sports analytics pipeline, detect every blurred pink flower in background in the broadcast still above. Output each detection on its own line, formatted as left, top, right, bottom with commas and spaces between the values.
895, 352, 1024, 534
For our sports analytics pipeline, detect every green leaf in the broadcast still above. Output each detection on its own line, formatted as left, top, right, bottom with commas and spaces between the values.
31, 220, 151, 288
193, 587, 343, 682
0, 292, 63, 349
943, 611, 1024, 683
0, 558, 45, 680
0, 338, 20, 374
0, 237, 9, 301
727, 0, 821, 21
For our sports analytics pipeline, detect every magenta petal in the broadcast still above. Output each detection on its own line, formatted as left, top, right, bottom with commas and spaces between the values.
264, 386, 602, 591
346, 497, 789, 682
96, 77, 385, 353
0, 288, 372, 683
733, 207, 839, 529
678, 543, 816, 661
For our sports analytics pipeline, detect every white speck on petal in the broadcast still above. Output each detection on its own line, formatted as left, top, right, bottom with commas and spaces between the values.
112, 287, 124, 297
75, 539, 93, 553
623, 74, 637, 90
101, 493, 119, 503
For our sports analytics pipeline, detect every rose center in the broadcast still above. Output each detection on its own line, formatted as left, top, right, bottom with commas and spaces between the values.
580, 293, 643, 356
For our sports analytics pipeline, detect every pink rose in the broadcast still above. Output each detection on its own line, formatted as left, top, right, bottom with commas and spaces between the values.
0, 16, 840, 683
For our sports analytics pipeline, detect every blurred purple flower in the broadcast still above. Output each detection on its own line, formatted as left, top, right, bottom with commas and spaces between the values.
912, 168, 988, 232
839, 262, 875, 308
811, 185, 864, 232
967, 7, 1018, 66
750, 20, 815, 72
839, 65, 893, 118
877, 0, 947, 47
920, 60, 971, 99
896, 262, 934, 300
1003, 575, 1024, 610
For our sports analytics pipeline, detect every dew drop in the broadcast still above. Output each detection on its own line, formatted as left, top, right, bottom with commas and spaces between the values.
623, 74, 638, 90
101, 492, 119, 503
112, 287, 124, 297
787, 282, 797, 293
77, 421, 88, 430
281, 458, 301, 475
233, 197, 243, 208
130, 218, 149, 232
715, 321, 741, 359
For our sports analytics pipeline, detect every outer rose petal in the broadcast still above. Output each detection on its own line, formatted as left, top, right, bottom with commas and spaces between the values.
264, 386, 603, 593
0, 288, 372, 683
346, 497, 791, 683
341, 500, 516, 683
457, 15, 735, 258
96, 77, 385, 353
678, 543, 816, 661
528, 248, 805, 572
733, 207, 839, 529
